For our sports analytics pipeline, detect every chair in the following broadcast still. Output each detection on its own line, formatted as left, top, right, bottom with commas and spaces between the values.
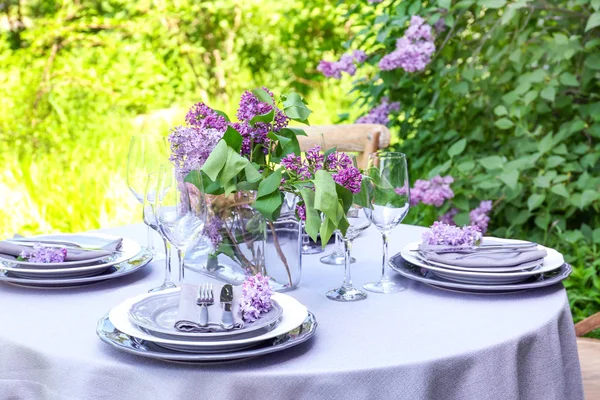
575, 312, 600, 399
298, 124, 391, 169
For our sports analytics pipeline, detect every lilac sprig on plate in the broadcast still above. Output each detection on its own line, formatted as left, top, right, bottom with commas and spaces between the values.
421, 222, 482, 250
18, 243, 67, 263
239, 274, 273, 323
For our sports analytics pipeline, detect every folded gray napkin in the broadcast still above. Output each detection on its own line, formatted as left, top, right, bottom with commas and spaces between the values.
174, 283, 244, 333
423, 248, 548, 268
0, 234, 122, 263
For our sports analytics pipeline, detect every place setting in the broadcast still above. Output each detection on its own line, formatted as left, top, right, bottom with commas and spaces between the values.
389, 221, 572, 294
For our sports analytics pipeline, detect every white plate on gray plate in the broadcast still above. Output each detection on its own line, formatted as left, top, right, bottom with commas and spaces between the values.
390, 253, 572, 292
128, 289, 284, 340
0, 248, 152, 288
110, 291, 308, 353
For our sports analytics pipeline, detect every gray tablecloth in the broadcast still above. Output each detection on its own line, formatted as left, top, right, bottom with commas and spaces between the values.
0, 224, 583, 400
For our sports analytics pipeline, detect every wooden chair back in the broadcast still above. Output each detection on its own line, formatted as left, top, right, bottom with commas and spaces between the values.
575, 312, 600, 399
298, 124, 391, 169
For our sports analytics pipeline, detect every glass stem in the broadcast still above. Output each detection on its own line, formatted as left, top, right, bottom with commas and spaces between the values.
162, 238, 173, 286
380, 232, 390, 283
334, 232, 344, 256
343, 238, 353, 289
146, 225, 154, 253
177, 249, 186, 284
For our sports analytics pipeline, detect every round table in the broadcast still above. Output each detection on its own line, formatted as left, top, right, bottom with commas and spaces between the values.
0, 224, 583, 400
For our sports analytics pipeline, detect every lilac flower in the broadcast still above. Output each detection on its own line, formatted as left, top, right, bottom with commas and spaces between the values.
169, 126, 223, 177
296, 203, 307, 221
379, 15, 436, 73
240, 274, 273, 323
433, 18, 446, 34
356, 97, 400, 125
411, 175, 454, 207
333, 167, 363, 194
203, 217, 223, 248
326, 152, 353, 170
469, 200, 493, 234
281, 154, 310, 180
438, 207, 459, 225
317, 50, 368, 79
305, 145, 324, 171
19, 243, 67, 263
185, 103, 228, 132
421, 221, 482, 247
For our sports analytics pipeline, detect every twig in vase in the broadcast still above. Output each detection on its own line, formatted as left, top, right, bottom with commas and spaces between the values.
268, 221, 293, 287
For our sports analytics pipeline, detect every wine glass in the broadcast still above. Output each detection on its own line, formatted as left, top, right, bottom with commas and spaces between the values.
127, 135, 168, 254
363, 152, 410, 294
301, 229, 325, 254
326, 204, 371, 301
156, 167, 207, 284
144, 172, 175, 292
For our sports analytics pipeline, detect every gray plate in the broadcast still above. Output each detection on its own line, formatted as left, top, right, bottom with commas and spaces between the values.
390, 254, 572, 293
129, 292, 284, 340
97, 312, 317, 363
0, 249, 153, 288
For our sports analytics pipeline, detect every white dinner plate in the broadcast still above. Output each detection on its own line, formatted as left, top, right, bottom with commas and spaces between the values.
400, 241, 564, 285
0, 235, 141, 279
109, 290, 309, 353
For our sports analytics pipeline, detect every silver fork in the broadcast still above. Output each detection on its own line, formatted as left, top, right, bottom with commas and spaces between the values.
196, 283, 214, 327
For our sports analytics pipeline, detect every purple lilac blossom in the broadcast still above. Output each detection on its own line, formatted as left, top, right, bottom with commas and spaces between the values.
305, 145, 324, 171
296, 203, 307, 221
203, 217, 223, 248
326, 152, 353, 170
410, 175, 454, 207
240, 274, 274, 323
438, 207, 459, 225
185, 103, 228, 132
333, 167, 363, 194
421, 221, 482, 247
317, 50, 368, 79
281, 154, 310, 180
433, 18, 446, 34
20, 243, 67, 263
379, 15, 436, 73
469, 200, 493, 234
356, 97, 401, 125
169, 126, 223, 177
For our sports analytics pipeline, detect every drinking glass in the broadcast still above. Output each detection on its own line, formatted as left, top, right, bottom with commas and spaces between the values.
127, 135, 168, 253
156, 167, 207, 284
144, 172, 175, 292
326, 205, 371, 301
363, 152, 410, 294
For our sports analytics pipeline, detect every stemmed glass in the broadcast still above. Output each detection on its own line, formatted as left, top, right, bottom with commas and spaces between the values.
301, 229, 325, 254
363, 152, 410, 293
143, 172, 175, 292
155, 167, 207, 284
326, 204, 371, 301
127, 135, 169, 254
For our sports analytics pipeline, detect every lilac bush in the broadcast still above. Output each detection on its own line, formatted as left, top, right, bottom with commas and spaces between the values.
379, 16, 435, 73
356, 97, 400, 125
410, 176, 454, 207
317, 50, 367, 79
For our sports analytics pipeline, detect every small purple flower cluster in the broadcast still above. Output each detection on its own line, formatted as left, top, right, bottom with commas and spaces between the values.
203, 217, 223, 248
318, 50, 368, 79
281, 154, 311, 180
421, 221, 482, 247
185, 103, 228, 132
239, 274, 274, 323
325, 151, 362, 194
433, 18, 446, 34
169, 126, 223, 177
438, 207, 459, 225
469, 200, 493, 234
19, 243, 67, 263
411, 175, 454, 207
356, 97, 401, 125
296, 203, 307, 221
379, 16, 435, 73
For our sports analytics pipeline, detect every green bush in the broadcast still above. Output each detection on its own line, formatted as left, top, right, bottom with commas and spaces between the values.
333, 0, 600, 323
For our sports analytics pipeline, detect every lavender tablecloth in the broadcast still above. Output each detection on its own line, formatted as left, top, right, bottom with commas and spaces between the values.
0, 223, 583, 400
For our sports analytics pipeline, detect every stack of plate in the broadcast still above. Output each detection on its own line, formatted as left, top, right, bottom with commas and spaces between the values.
0, 233, 152, 288
97, 288, 317, 363
390, 239, 572, 294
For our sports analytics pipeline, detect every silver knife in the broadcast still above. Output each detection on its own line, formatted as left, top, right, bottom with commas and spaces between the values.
220, 284, 234, 330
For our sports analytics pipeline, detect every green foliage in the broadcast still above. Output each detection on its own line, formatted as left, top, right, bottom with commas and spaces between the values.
341, 0, 600, 322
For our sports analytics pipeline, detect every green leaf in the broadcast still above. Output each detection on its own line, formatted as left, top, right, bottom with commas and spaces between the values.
581, 190, 600, 208
499, 170, 519, 189
559, 72, 579, 86
585, 12, 600, 32
252, 88, 274, 105
478, 156, 504, 170
534, 213, 551, 230
546, 155, 565, 169
540, 87, 556, 102
257, 169, 282, 198
453, 211, 470, 226
283, 93, 312, 123
533, 174, 552, 188
298, 188, 320, 242
592, 0, 600, 11
494, 105, 507, 116
479, 0, 506, 8
253, 191, 284, 221
527, 193, 545, 211
319, 217, 337, 247
249, 109, 275, 126
495, 118, 514, 130
438, 0, 451, 9
222, 126, 243, 152
550, 183, 569, 198
200, 140, 228, 181
593, 228, 600, 244
219, 148, 250, 190
523, 90, 538, 106
313, 170, 339, 222
539, 133, 553, 154
448, 138, 467, 158
584, 53, 600, 70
